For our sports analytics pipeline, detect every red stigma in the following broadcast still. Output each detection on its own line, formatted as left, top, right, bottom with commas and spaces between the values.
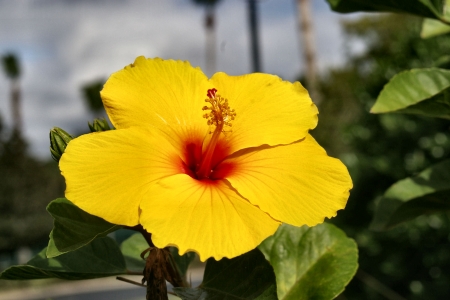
207, 88, 217, 99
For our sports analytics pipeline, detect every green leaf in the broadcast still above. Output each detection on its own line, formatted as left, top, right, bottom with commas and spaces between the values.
389, 92, 450, 119
120, 233, 148, 272
371, 160, 450, 231
371, 68, 450, 119
46, 198, 121, 258
434, 55, 450, 68
326, 0, 446, 20
169, 247, 196, 279
120, 233, 196, 277
0, 237, 126, 280
174, 249, 277, 300
259, 223, 358, 300
421, 18, 450, 38
421, 0, 450, 38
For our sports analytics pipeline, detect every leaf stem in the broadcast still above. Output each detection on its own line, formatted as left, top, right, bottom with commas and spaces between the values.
116, 276, 146, 288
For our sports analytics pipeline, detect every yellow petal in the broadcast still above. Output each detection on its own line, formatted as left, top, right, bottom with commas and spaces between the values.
210, 72, 318, 153
60, 127, 185, 226
101, 57, 212, 129
139, 174, 280, 261
224, 134, 352, 227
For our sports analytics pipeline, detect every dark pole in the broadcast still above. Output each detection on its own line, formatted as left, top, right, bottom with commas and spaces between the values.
248, 0, 261, 72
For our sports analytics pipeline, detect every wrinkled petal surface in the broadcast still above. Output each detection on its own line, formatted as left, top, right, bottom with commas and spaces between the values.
102, 57, 319, 154
223, 134, 352, 227
101, 57, 211, 129
139, 174, 280, 261
60, 57, 352, 261
60, 127, 185, 226
210, 72, 318, 153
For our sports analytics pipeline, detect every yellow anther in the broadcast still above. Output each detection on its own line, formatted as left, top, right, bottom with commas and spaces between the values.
201, 88, 236, 134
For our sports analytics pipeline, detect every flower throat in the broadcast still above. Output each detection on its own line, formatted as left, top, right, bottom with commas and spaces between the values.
195, 88, 236, 179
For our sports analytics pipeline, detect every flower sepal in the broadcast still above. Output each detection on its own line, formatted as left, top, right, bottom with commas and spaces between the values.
49, 127, 73, 162
88, 118, 112, 132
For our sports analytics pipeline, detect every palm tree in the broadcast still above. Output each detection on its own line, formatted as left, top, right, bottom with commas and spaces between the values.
81, 79, 105, 117
192, 0, 222, 75
1, 53, 22, 134
296, 0, 321, 104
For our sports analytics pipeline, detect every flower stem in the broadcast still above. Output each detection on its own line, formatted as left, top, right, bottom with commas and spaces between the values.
126, 224, 186, 299
125, 224, 155, 247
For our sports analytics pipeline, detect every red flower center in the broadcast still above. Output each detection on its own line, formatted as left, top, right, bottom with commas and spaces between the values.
179, 89, 237, 181
180, 138, 236, 181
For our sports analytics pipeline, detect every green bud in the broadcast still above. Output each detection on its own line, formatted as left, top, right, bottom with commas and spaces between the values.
49, 127, 73, 162
88, 118, 111, 132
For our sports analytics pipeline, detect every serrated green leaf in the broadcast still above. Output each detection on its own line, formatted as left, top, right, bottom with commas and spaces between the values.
46, 198, 121, 258
371, 68, 450, 119
326, 0, 446, 20
258, 223, 358, 300
173, 248, 277, 300
371, 160, 450, 231
120, 233, 196, 277
1, 237, 126, 280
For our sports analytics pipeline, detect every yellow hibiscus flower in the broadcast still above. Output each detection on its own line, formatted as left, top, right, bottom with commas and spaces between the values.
60, 56, 352, 261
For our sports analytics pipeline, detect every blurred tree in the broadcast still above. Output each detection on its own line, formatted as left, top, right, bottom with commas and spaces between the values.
0, 55, 65, 256
81, 79, 105, 116
1, 54, 22, 135
0, 114, 65, 254
192, 0, 222, 75
314, 14, 450, 300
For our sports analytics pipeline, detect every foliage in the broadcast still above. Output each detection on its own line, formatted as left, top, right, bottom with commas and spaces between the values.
174, 249, 277, 300
0, 119, 65, 252
371, 159, 450, 230
0, 237, 126, 280
315, 4, 450, 300
46, 198, 121, 258
259, 224, 358, 300
371, 68, 450, 118
326, 0, 447, 21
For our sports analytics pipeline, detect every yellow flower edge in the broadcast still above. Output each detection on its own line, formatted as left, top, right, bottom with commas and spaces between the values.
60, 56, 352, 261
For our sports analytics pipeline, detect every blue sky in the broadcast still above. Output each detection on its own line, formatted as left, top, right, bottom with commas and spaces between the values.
0, 0, 363, 158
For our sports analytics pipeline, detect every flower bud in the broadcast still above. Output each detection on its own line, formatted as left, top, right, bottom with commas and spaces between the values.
88, 118, 111, 132
49, 127, 73, 162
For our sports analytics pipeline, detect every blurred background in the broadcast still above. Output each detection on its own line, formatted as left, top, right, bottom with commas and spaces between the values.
0, 0, 449, 299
